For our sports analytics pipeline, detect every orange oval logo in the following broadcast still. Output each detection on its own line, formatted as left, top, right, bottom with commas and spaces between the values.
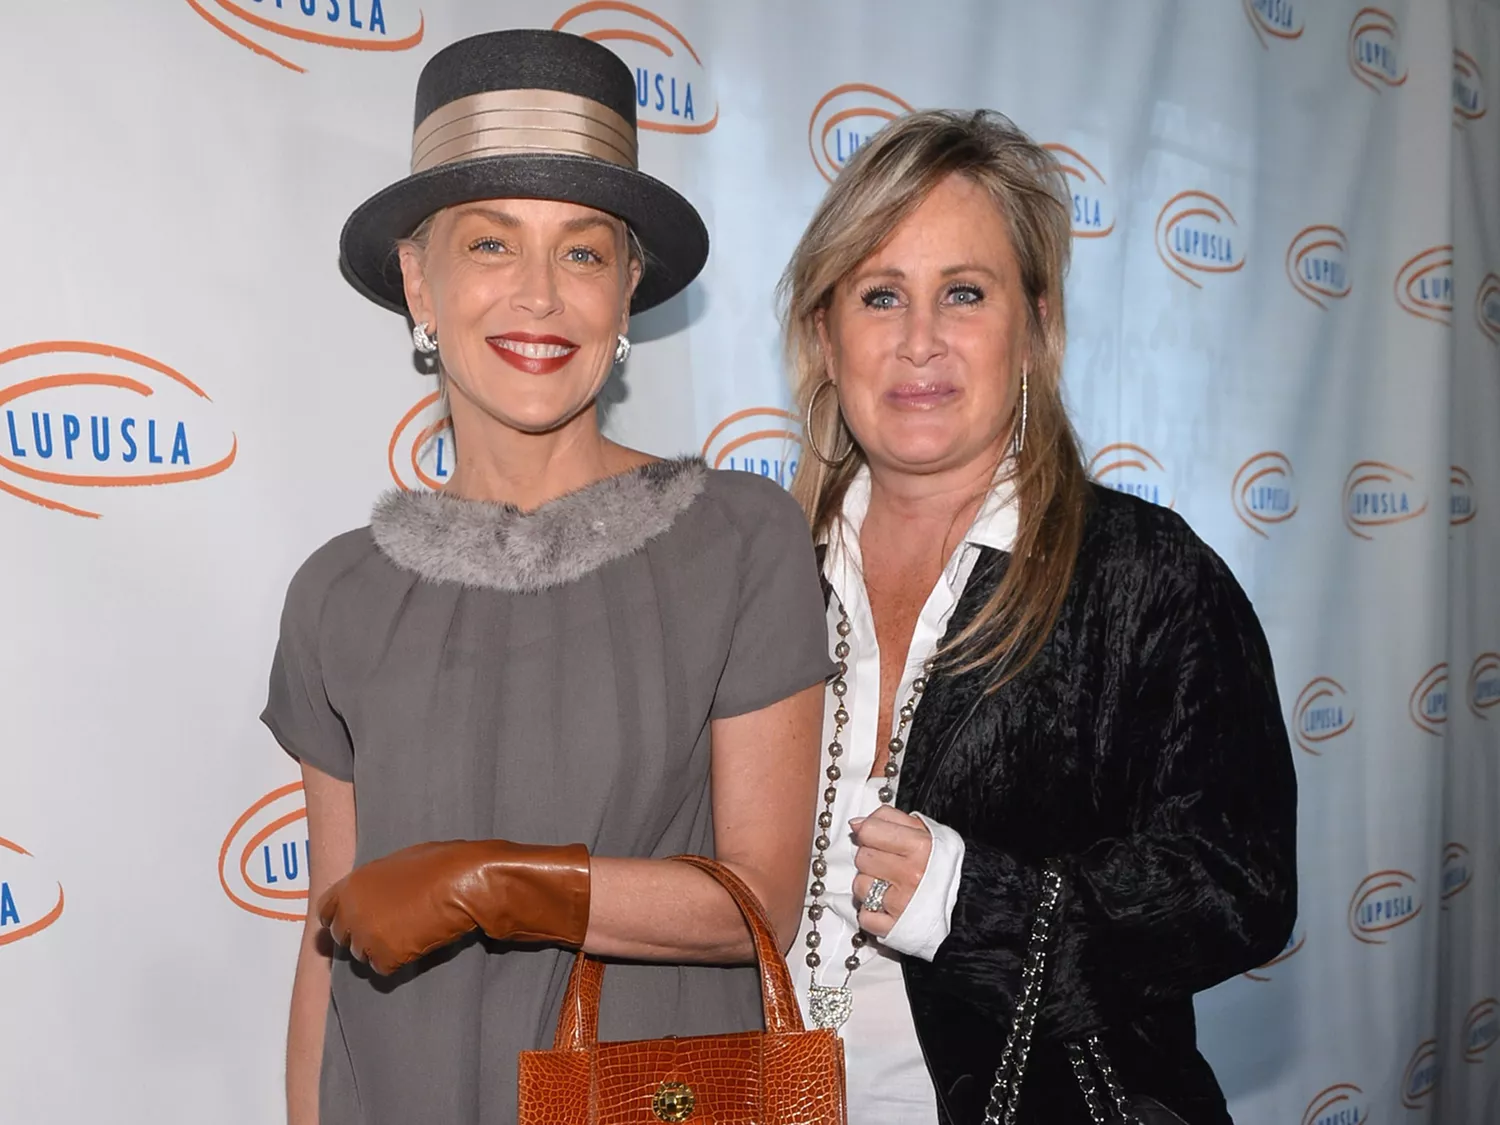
1395, 245, 1454, 325
1292, 676, 1354, 755
1232, 451, 1298, 537
1343, 460, 1427, 539
219, 783, 309, 922
1088, 443, 1174, 508
1451, 465, 1477, 525
808, 84, 914, 183
1468, 652, 1500, 718
0, 340, 237, 519
554, 2, 717, 134
1454, 49, 1487, 123
1410, 662, 1449, 735
1286, 226, 1351, 309
1042, 144, 1115, 238
1242, 924, 1305, 981
1464, 998, 1499, 1063
1443, 842, 1472, 905
1401, 1038, 1440, 1108
1301, 1083, 1369, 1125
1475, 273, 1500, 344
1244, 0, 1304, 49
183, 0, 424, 74
702, 407, 801, 489
1154, 191, 1245, 288
0, 836, 65, 947
1349, 7, 1407, 91
388, 391, 453, 492
1348, 869, 1421, 944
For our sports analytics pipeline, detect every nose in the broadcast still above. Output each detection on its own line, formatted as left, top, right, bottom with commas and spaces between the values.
895, 301, 945, 367
510, 253, 564, 319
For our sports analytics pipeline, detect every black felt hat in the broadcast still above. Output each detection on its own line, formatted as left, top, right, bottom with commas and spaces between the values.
339, 28, 707, 315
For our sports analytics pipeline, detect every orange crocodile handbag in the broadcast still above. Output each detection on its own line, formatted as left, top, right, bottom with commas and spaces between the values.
518, 854, 848, 1124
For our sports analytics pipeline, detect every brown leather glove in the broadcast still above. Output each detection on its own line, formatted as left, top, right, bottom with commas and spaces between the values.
317, 840, 590, 975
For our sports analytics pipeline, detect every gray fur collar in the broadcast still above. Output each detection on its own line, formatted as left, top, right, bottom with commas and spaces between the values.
370, 456, 708, 592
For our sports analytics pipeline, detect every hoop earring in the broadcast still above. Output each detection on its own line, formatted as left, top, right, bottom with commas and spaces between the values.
1012, 367, 1029, 457
804, 379, 855, 467
412, 322, 438, 354
614, 334, 631, 365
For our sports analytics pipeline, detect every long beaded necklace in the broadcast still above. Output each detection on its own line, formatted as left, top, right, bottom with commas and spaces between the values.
804, 595, 928, 1031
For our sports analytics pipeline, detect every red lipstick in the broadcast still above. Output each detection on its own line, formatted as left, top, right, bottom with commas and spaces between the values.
486, 332, 580, 375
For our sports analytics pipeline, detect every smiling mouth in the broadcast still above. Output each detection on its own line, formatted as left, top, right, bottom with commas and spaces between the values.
886, 381, 959, 406
486, 334, 579, 374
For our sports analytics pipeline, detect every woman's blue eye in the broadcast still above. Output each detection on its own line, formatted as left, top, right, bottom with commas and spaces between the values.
470, 237, 506, 253
567, 246, 605, 265
948, 284, 985, 305
860, 286, 899, 309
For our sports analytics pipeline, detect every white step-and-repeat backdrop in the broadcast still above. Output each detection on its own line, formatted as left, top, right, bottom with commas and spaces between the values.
2, 1, 1497, 1122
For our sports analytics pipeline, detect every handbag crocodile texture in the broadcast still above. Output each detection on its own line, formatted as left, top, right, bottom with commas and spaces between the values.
519, 855, 848, 1124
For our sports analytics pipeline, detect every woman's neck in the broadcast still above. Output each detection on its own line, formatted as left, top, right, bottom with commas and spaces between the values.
442, 399, 649, 510
861, 454, 1004, 571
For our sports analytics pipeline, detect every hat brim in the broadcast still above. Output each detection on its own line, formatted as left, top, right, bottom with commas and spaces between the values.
338, 153, 708, 315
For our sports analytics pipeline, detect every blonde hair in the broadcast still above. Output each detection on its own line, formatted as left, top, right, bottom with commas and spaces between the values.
779, 109, 1089, 686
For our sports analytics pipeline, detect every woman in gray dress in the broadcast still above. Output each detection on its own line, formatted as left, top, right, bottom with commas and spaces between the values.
261, 29, 830, 1125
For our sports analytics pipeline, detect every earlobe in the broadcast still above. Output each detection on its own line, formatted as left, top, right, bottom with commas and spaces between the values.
397, 243, 432, 326
1035, 296, 1049, 324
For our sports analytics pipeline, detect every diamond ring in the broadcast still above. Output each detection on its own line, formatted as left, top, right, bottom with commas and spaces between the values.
861, 878, 892, 914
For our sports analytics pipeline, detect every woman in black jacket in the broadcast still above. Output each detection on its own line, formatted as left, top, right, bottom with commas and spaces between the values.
777, 108, 1297, 1124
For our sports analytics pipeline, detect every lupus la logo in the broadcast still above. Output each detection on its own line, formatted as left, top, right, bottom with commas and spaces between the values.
702, 407, 801, 489
1291, 676, 1354, 755
1042, 144, 1115, 238
0, 836, 64, 947
1443, 842, 1473, 906
1301, 1083, 1369, 1125
1464, 998, 1500, 1064
1451, 466, 1477, 526
0, 340, 237, 519
1232, 451, 1298, 537
1454, 50, 1487, 124
1242, 924, 1305, 981
1286, 226, 1351, 309
1342, 461, 1427, 539
1154, 192, 1245, 288
389, 390, 452, 491
809, 85, 914, 184
219, 782, 308, 922
1468, 652, 1500, 718
1243, 0, 1304, 49
1348, 869, 1421, 944
1088, 444, 1174, 508
554, 2, 717, 133
184, 0, 424, 74
1475, 273, 1500, 344
1349, 7, 1407, 91
1401, 1039, 1440, 1108
1409, 662, 1449, 736
1395, 246, 1454, 325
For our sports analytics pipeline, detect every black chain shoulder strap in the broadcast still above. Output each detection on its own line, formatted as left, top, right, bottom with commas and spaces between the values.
982, 864, 1142, 1125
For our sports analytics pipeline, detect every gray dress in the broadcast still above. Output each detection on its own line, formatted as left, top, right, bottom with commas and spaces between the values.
261, 457, 832, 1125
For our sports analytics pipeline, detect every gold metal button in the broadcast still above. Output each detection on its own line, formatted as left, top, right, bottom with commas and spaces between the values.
652, 1080, 695, 1122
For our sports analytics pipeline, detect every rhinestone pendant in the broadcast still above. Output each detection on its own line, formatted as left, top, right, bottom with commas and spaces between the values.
808, 983, 853, 1030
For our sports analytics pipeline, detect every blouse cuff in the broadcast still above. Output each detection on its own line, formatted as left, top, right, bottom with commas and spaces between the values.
881, 813, 966, 961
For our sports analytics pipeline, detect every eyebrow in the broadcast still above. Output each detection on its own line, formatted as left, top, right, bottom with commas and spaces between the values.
453, 206, 619, 237
849, 263, 1001, 283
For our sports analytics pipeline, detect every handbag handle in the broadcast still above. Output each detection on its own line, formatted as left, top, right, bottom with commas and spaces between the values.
983, 863, 1142, 1125
552, 854, 807, 1050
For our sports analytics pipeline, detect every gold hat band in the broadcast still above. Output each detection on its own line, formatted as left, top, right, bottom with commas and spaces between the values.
410, 89, 638, 175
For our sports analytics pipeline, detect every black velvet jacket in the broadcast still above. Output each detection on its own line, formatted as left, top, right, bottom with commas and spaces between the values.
858, 484, 1297, 1124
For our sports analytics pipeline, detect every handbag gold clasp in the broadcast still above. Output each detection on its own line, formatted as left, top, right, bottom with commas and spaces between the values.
652, 1080, 695, 1122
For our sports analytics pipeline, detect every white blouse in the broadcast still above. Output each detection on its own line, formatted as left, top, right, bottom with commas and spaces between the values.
790, 467, 1020, 1124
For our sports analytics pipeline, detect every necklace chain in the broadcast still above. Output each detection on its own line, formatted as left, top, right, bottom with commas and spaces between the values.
804, 597, 928, 994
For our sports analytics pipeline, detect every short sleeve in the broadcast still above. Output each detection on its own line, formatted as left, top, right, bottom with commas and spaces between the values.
709, 479, 835, 719
260, 544, 358, 782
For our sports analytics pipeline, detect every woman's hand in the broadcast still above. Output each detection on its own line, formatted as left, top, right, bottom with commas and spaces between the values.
851, 805, 933, 937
